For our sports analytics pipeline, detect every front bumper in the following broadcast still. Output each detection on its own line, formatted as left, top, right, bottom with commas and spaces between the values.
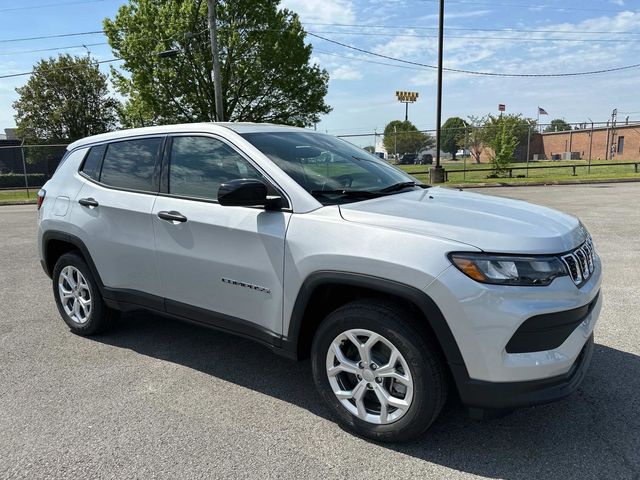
454, 333, 594, 409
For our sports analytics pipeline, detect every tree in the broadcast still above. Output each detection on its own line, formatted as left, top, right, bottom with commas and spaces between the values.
467, 115, 487, 164
440, 116, 466, 160
544, 118, 572, 132
363, 146, 375, 153
13, 54, 118, 142
483, 114, 535, 147
104, 0, 331, 127
382, 120, 434, 156
488, 117, 518, 176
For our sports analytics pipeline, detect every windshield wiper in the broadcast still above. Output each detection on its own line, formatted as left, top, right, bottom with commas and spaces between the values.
309, 189, 382, 198
376, 181, 417, 193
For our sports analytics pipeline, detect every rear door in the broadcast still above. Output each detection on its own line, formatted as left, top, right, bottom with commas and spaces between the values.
151, 134, 290, 338
72, 136, 164, 301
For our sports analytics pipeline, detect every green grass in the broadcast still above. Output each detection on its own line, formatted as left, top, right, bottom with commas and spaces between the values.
399, 159, 640, 185
0, 189, 36, 203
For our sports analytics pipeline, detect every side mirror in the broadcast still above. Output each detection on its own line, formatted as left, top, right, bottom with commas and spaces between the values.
218, 179, 283, 209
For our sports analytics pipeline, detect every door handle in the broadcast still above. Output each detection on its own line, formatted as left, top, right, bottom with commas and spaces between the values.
78, 197, 99, 208
157, 210, 188, 223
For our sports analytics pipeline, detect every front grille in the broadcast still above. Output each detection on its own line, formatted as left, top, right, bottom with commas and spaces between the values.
561, 238, 596, 286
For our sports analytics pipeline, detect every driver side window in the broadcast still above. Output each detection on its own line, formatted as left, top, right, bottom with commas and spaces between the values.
168, 136, 268, 200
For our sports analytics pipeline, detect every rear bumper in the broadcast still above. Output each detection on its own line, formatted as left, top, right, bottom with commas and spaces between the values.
454, 334, 594, 409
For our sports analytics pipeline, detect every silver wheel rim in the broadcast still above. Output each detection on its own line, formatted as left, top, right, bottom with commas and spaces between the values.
326, 329, 414, 425
58, 266, 92, 325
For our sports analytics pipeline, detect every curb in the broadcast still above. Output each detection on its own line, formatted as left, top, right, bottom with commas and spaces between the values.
443, 178, 640, 189
0, 200, 37, 206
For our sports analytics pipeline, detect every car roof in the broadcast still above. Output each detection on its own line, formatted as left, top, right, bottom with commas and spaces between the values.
66, 122, 315, 150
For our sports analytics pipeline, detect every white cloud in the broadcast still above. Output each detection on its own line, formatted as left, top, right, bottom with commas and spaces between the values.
280, 0, 355, 24
610, 0, 625, 5
331, 64, 362, 80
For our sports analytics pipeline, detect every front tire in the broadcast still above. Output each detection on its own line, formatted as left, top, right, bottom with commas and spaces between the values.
311, 299, 448, 442
52, 251, 116, 336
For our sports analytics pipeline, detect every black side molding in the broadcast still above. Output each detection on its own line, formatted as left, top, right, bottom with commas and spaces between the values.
506, 292, 599, 353
284, 271, 467, 368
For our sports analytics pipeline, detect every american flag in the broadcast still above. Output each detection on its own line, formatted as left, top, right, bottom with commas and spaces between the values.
538, 107, 548, 115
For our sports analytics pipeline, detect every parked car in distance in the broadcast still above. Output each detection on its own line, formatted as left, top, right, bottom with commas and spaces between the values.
37, 123, 602, 442
398, 152, 418, 165
417, 153, 433, 165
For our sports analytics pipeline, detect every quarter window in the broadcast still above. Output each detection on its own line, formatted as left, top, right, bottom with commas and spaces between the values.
100, 138, 162, 191
168, 136, 267, 200
80, 145, 106, 181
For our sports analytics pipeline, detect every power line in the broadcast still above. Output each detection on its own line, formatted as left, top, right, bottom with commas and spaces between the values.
416, 0, 636, 13
0, 30, 105, 44
308, 30, 640, 44
0, 58, 122, 79
308, 32, 640, 78
0, 42, 108, 57
0, 0, 105, 13
301, 22, 640, 36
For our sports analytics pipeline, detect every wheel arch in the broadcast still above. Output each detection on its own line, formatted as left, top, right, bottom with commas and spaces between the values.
41, 231, 105, 293
285, 271, 466, 372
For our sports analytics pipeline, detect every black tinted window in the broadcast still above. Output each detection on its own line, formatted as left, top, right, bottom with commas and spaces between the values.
81, 145, 105, 181
100, 138, 162, 191
169, 136, 266, 200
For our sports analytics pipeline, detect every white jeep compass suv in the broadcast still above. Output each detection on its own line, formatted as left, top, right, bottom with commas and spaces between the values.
37, 123, 602, 442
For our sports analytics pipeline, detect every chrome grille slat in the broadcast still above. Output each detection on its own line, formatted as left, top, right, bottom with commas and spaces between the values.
561, 238, 595, 286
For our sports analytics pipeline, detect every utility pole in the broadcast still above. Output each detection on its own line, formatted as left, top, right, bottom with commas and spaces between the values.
207, 0, 224, 122
430, 0, 446, 183
394, 126, 398, 160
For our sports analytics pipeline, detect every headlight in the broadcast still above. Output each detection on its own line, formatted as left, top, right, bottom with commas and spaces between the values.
449, 252, 567, 286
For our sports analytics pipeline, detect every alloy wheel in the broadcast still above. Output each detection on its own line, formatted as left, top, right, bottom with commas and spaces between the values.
58, 265, 92, 324
326, 328, 414, 424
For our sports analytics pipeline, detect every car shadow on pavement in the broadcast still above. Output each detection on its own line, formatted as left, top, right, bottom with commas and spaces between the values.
95, 311, 640, 480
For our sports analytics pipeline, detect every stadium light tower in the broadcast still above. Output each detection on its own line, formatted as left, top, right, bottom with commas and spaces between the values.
395, 91, 419, 122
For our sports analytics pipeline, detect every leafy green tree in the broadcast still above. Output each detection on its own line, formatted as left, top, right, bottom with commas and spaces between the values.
382, 120, 434, 156
440, 116, 466, 160
544, 118, 572, 132
467, 115, 487, 164
488, 118, 518, 176
13, 54, 118, 142
483, 114, 535, 148
104, 0, 331, 127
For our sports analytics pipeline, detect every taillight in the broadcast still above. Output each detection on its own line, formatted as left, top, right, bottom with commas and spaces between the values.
37, 189, 46, 210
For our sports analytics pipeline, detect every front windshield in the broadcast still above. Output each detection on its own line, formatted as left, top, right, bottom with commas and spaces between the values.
241, 131, 420, 204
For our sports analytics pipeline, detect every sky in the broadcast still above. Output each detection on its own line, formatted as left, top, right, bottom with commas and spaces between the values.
1, 0, 639, 144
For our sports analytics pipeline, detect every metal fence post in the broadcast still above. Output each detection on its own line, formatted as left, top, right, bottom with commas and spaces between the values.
20, 140, 30, 198
525, 126, 531, 177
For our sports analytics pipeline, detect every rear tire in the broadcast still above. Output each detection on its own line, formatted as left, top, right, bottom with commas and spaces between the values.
311, 299, 448, 442
52, 251, 117, 336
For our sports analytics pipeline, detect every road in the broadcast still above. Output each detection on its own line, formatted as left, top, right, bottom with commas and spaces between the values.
0, 183, 638, 479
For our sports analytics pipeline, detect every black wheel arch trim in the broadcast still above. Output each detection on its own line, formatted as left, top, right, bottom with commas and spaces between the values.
284, 271, 467, 370
41, 230, 106, 291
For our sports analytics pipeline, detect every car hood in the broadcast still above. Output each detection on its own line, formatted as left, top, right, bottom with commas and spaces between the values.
338, 187, 587, 254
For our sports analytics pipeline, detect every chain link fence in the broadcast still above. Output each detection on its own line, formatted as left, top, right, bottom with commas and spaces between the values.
0, 143, 68, 196
2, 120, 639, 194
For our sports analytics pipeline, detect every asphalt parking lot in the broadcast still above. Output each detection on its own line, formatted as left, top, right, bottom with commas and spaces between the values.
1, 183, 639, 479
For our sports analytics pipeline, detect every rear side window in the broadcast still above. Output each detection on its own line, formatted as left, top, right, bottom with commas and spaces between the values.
81, 145, 106, 181
100, 138, 163, 191
168, 136, 268, 200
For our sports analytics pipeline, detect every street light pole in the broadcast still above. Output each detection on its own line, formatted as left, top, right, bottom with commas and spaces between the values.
430, 0, 446, 183
207, 0, 224, 122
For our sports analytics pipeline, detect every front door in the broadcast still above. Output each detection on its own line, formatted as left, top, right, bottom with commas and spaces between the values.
152, 135, 290, 338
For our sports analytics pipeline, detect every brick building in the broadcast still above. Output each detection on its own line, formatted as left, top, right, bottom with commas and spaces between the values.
537, 123, 640, 161
478, 123, 640, 163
